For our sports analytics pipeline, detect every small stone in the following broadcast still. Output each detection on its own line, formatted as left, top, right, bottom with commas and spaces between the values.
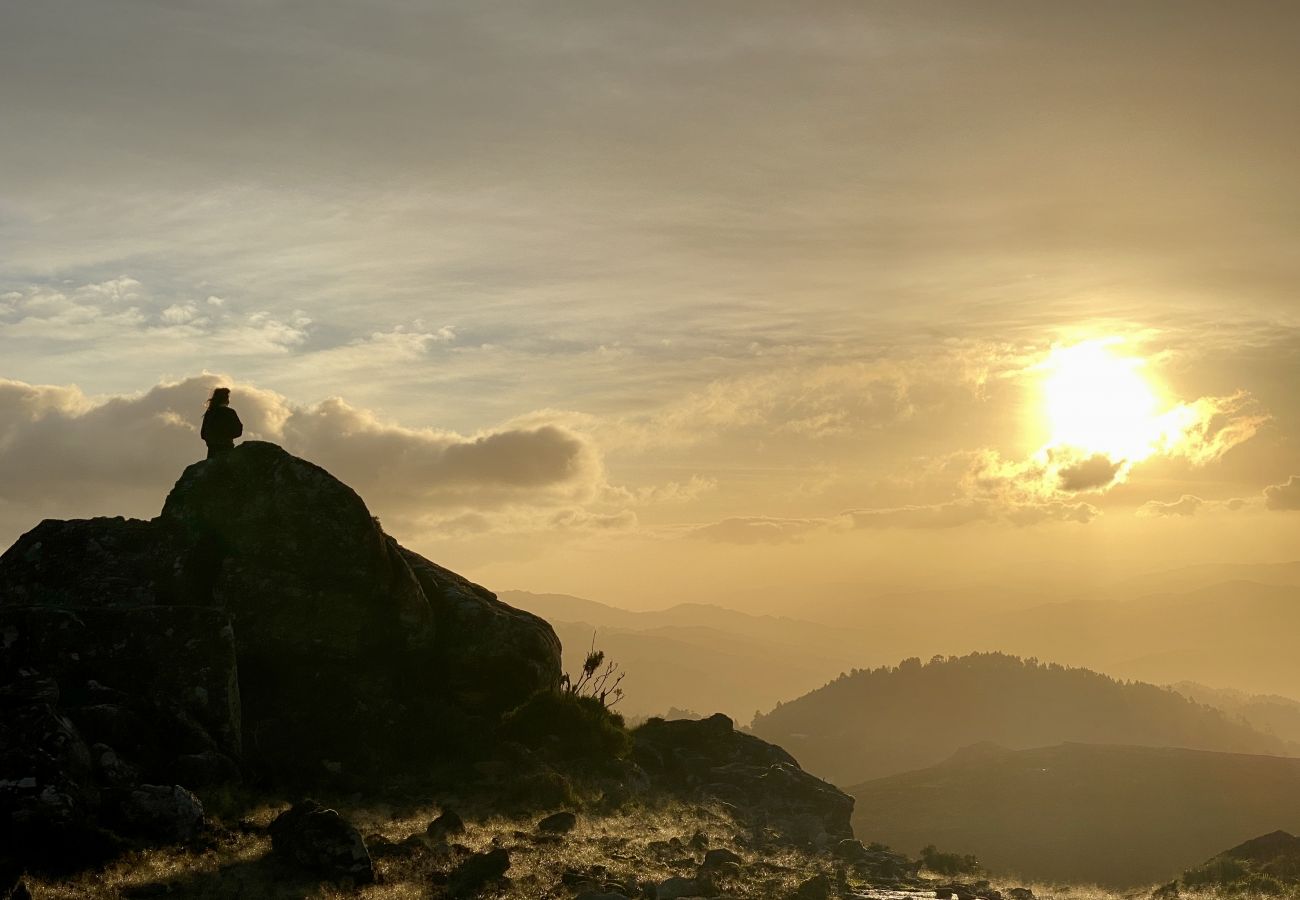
655, 876, 703, 900
427, 808, 466, 841
702, 847, 743, 868
537, 810, 577, 834
792, 873, 832, 900
447, 847, 510, 898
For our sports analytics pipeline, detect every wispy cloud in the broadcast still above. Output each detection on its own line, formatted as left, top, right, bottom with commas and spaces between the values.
1264, 476, 1300, 512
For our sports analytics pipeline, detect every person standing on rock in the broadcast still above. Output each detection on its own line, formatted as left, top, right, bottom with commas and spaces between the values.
200, 387, 243, 459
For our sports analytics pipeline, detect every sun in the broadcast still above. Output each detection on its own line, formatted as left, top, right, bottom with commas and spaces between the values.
1040, 339, 1165, 462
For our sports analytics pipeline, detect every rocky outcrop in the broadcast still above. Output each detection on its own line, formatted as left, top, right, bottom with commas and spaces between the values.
632, 713, 854, 848
0, 441, 563, 866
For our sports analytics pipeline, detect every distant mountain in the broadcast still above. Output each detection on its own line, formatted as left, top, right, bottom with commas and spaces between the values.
1107, 560, 1300, 598
751, 652, 1289, 785
500, 590, 866, 720
849, 742, 1300, 888
981, 580, 1300, 696
1171, 681, 1300, 753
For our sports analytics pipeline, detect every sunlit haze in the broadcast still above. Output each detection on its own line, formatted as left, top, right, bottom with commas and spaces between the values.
5, 4, 1300, 896
1, 0, 1297, 620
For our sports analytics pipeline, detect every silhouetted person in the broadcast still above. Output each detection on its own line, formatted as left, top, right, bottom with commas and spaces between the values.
201, 387, 243, 459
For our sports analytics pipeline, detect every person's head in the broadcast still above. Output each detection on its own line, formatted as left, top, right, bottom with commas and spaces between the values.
208, 387, 231, 407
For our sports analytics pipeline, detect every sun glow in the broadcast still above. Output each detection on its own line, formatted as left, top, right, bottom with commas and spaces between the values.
1041, 340, 1165, 462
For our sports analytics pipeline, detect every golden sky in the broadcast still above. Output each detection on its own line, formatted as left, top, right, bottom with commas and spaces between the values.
1, 1, 1297, 614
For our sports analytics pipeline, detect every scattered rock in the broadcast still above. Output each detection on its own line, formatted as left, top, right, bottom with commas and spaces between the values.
446, 847, 511, 897
832, 840, 920, 881
655, 875, 706, 900
0, 700, 126, 872
538, 810, 578, 834
116, 785, 206, 843
91, 744, 140, 788
702, 847, 743, 868
269, 800, 374, 885
791, 873, 832, 900
427, 808, 466, 841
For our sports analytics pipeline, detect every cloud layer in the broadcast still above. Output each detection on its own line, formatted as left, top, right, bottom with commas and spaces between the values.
0, 375, 610, 543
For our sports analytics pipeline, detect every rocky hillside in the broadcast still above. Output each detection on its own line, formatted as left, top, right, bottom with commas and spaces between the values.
850, 742, 1300, 888
1, 443, 888, 900
752, 652, 1290, 785
1157, 829, 1300, 897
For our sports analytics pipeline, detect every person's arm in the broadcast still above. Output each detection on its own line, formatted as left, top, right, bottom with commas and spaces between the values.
200, 411, 212, 442
230, 409, 243, 439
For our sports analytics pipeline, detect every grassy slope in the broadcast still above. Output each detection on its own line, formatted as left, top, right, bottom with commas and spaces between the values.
850, 742, 1300, 889
26, 797, 967, 899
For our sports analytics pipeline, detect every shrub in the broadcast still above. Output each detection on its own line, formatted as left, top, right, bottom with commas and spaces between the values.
920, 844, 981, 876
500, 690, 632, 763
562, 636, 625, 708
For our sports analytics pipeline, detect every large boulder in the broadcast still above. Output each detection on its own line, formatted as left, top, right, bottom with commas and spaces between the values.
401, 549, 562, 711
158, 442, 434, 657
633, 714, 854, 848
0, 441, 562, 782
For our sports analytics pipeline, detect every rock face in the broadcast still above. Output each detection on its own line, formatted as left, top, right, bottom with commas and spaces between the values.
632, 713, 854, 848
0, 442, 562, 863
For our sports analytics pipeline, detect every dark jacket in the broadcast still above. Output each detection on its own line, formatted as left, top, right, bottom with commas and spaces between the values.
201, 405, 243, 449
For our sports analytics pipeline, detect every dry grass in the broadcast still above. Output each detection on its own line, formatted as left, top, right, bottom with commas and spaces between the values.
27, 801, 1223, 900
27, 798, 835, 899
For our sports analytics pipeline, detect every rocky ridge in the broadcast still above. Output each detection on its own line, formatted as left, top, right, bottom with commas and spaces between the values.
0, 442, 870, 899
0, 442, 562, 869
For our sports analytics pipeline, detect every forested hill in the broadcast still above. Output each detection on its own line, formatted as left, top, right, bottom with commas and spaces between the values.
751, 651, 1289, 785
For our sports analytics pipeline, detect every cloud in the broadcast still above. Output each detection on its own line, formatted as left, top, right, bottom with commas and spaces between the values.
1137, 495, 1205, 518
0, 279, 310, 356
1056, 453, 1124, 492
1157, 392, 1269, 466
691, 516, 840, 545
847, 500, 994, 530
0, 375, 609, 543
1264, 476, 1300, 511
846, 497, 1098, 529
603, 475, 718, 507
592, 359, 930, 453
